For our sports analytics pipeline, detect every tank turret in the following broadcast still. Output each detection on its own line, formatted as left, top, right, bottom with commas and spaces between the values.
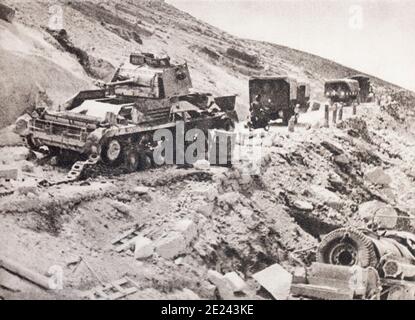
109, 53, 192, 99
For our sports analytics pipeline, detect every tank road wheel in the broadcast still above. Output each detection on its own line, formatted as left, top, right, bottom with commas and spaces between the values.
102, 139, 123, 165
317, 228, 378, 268
125, 150, 140, 173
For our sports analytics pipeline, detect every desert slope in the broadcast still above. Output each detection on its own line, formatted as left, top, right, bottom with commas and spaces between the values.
0, 0, 402, 128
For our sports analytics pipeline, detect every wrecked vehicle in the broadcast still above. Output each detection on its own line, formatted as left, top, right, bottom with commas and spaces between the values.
249, 76, 298, 125
14, 53, 236, 178
324, 79, 360, 106
349, 74, 371, 103
290, 227, 415, 300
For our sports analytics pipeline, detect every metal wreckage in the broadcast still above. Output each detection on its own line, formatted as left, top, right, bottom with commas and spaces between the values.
14, 53, 237, 185
291, 223, 415, 300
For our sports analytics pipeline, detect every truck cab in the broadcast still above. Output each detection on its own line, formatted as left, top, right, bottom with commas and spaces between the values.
249, 76, 298, 125
324, 79, 360, 106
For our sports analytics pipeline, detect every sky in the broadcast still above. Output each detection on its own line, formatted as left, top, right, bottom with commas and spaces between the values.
167, 0, 415, 91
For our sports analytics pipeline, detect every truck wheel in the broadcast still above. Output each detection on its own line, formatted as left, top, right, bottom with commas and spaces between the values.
317, 228, 378, 268
102, 139, 123, 165
125, 150, 140, 172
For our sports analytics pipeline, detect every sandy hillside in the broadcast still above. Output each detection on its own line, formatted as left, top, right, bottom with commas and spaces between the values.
0, 0, 401, 127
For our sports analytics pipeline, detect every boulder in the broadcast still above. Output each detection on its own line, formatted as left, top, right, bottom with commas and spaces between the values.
193, 159, 211, 171
293, 200, 313, 211
365, 167, 392, 186
217, 192, 240, 208
252, 263, 292, 300
321, 141, 344, 156
133, 186, 150, 195
358, 200, 398, 229
155, 232, 187, 259
310, 185, 343, 210
224, 272, 247, 293
133, 236, 154, 260
207, 270, 234, 300
110, 200, 132, 215
333, 154, 350, 167
173, 219, 198, 244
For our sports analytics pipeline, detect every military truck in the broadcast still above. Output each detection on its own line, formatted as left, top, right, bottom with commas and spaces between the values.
349, 74, 371, 103
324, 79, 360, 106
249, 76, 298, 125
14, 53, 236, 174
297, 82, 310, 111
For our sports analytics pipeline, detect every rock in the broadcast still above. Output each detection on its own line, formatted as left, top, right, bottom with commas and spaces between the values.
173, 219, 198, 244
293, 200, 313, 211
17, 180, 38, 195
252, 263, 292, 300
179, 288, 200, 300
196, 202, 214, 217
207, 270, 234, 300
239, 207, 253, 218
224, 272, 247, 293
321, 141, 344, 156
133, 186, 150, 195
365, 167, 392, 186
133, 236, 154, 260
110, 201, 131, 215
0, 3, 15, 23
358, 200, 398, 229
0, 166, 18, 180
310, 185, 343, 210
333, 154, 350, 167
155, 232, 187, 259
190, 184, 218, 201
217, 192, 240, 208
21, 161, 35, 173
193, 159, 210, 171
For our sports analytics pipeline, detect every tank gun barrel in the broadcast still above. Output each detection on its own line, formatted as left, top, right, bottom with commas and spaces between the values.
106, 77, 140, 87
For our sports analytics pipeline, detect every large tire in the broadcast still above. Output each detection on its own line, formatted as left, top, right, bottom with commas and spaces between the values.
101, 138, 123, 165
317, 228, 378, 268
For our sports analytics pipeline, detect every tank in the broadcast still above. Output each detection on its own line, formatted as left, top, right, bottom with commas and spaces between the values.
14, 53, 236, 173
